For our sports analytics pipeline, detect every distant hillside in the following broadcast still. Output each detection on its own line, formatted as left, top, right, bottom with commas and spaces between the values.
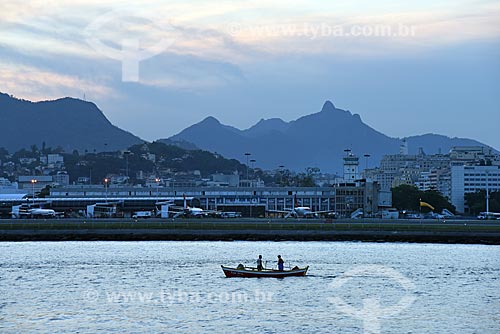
168, 101, 495, 172
404, 134, 485, 155
62, 141, 245, 183
0, 92, 143, 153
159, 138, 199, 151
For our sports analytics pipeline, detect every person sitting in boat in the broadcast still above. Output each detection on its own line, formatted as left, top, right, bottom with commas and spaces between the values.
277, 255, 284, 271
257, 255, 263, 271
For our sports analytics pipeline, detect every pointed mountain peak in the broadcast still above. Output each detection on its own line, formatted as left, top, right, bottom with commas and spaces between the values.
200, 116, 221, 125
186, 115, 242, 135
243, 117, 289, 137
254, 117, 287, 127
321, 100, 335, 112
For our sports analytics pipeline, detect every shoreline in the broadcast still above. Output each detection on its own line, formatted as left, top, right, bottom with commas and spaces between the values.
1, 218, 499, 244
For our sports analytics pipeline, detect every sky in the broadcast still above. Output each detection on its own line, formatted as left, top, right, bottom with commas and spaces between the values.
1, 0, 499, 149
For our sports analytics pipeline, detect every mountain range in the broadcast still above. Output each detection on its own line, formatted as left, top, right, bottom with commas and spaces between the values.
166, 101, 492, 172
0, 92, 494, 172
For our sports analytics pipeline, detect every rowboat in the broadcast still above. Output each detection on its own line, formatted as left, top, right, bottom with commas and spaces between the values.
221, 265, 309, 278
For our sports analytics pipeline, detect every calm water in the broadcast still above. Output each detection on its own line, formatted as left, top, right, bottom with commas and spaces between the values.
0, 241, 498, 333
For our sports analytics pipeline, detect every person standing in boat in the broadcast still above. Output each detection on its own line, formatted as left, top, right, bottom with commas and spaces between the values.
277, 255, 284, 271
257, 255, 264, 271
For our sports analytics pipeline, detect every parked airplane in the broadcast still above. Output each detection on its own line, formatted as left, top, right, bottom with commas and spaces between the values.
268, 195, 335, 218
173, 206, 207, 218
168, 194, 216, 218
11, 204, 58, 218
29, 208, 57, 218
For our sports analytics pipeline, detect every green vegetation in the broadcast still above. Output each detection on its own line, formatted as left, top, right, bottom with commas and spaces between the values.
276, 167, 319, 187
128, 141, 245, 176
63, 151, 136, 184
465, 190, 500, 215
392, 184, 455, 213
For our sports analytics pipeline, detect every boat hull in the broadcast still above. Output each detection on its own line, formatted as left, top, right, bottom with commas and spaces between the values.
221, 265, 308, 278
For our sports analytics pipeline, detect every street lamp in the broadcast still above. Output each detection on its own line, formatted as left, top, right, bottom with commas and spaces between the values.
486, 171, 489, 213
31, 179, 37, 204
244, 152, 251, 186
155, 178, 161, 200
104, 178, 109, 203
363, 154, 371, 170
250, 159, 256, 182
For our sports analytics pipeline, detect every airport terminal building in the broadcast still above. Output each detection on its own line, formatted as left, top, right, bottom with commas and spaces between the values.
0, 181, 383, 218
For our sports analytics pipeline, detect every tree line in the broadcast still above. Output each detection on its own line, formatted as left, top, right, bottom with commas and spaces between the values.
392, 184, 455, 213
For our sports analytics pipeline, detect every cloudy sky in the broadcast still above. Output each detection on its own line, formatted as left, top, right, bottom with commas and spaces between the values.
1, 0, 499, 149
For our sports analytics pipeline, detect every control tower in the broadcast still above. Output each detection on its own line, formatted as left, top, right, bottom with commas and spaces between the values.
343, 150, 360, 181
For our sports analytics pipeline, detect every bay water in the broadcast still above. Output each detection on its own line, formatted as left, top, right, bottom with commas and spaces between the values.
1, 241, 498, 333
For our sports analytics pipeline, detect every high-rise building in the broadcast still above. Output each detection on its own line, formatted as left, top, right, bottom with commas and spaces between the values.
450, 164, 500, 213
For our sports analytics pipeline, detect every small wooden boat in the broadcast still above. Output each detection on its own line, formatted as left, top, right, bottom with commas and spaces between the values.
221, 265, 309, 278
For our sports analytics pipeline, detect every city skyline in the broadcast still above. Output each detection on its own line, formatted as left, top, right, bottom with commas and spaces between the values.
1, 0, 499, 149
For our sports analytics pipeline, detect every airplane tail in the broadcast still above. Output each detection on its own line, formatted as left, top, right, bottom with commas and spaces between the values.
183, 193, 188, 209
294, 194, 299, 208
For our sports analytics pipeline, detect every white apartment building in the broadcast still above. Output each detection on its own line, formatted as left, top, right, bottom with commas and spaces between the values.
451, 165, 500, 213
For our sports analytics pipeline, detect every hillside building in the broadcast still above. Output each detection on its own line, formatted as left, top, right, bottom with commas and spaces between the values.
364, 145, 499, 193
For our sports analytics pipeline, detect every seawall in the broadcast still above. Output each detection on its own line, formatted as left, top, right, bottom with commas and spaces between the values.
1, 218, 499, 244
